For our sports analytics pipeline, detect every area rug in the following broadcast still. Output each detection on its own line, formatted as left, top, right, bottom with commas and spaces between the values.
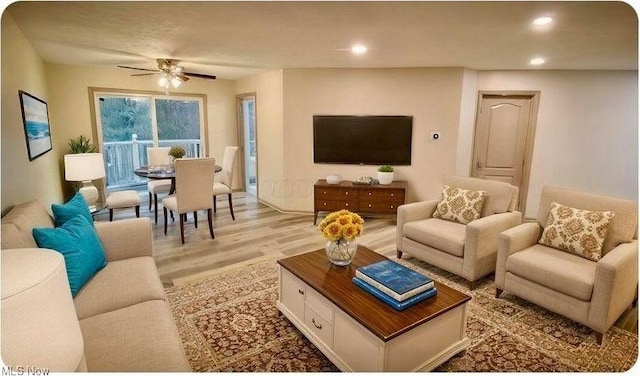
165, 256, 638, 372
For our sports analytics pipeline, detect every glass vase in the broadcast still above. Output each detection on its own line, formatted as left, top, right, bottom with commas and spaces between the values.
325, 239, 358, 266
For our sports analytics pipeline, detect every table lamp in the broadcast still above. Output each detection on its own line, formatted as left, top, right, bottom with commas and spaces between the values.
64, 153, 106, 211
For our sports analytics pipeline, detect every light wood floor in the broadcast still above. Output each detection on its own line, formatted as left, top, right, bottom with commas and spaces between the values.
93, 191, 637, 334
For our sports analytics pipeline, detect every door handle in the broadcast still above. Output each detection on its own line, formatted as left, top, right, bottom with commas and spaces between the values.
476, 160, 482, 169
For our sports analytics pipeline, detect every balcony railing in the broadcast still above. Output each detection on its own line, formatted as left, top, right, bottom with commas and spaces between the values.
103, 136, 201, 190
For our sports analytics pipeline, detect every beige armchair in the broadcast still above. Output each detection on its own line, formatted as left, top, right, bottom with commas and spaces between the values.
496, 186, 638, 345
396, 175, 522, 289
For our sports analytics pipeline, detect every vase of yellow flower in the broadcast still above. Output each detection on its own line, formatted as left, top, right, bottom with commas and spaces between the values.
318, 209, 364, 266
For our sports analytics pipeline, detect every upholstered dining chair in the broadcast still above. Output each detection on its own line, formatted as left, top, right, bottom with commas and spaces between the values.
396, 175, 522, 289
213, 146, 239, 220
162, 158, 216, 244
495, 186, 638, 345
147, 146, 172, 224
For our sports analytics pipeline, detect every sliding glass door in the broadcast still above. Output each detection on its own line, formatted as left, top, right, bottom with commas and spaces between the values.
94, 91, 206, 190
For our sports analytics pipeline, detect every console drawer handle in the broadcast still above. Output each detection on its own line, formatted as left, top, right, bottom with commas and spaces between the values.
312, 318, 322, 329
298, 289, 304, 295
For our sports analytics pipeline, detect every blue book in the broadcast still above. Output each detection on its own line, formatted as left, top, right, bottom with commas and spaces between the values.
352, 277, 437, 311
356, 260, 434, 301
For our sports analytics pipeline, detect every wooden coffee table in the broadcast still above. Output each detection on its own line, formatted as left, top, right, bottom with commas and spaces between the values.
276, 245, 471, 372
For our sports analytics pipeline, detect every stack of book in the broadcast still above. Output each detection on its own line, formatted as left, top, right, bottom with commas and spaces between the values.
352, 259, 436, 311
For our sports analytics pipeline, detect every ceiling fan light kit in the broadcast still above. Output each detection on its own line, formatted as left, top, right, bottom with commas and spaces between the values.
118, 58, 216, 91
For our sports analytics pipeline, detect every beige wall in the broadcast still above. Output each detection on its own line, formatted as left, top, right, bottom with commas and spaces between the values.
1, 13, 63, 214
235, 70, 285, 209
475, 70, 638, 217
455, 69, 478, 176
280, 68, 465, 212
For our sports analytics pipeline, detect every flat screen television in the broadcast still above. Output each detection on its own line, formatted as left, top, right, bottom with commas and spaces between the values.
313, 115, 413, 165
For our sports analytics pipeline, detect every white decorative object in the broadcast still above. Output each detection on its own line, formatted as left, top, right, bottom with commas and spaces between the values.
377, 171, 394, 185
326, 174, 343, 184
64, 153, 106, 210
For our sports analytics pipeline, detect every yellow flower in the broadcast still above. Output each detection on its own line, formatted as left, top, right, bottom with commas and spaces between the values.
318, 210, 364, 242
337, 214, 353, 226
323, 222, 343, 241
342, 223, 359, 241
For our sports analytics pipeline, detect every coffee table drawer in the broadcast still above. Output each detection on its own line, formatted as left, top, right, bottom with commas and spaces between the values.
280, 268, 306, 320
304, 304, 334, 348
305, 288, 334, 324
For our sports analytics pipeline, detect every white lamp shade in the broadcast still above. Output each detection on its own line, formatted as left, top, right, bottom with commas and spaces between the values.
64, 153, 106, 182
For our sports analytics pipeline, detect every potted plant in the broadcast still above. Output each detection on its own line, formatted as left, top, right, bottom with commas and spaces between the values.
168, 146, 186, 165
377, 165, 394, 185
68, 135, 97, 153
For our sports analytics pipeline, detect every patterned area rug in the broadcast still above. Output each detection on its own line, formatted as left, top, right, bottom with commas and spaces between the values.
165, 256, 638, 372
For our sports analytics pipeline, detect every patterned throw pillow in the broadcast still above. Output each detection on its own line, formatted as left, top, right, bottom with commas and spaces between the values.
433, 185, 486, 224
539, 202, 615, 261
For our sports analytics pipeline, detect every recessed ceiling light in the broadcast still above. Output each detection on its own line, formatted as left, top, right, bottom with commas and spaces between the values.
351, 44, 368, 55
533, 16, 553, 26
530, 57, 546, 66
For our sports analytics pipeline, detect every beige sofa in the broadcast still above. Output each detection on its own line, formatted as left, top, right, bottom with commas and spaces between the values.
396, 175, 522, 288
495, 186, 638, 344
1, 200, 189, 371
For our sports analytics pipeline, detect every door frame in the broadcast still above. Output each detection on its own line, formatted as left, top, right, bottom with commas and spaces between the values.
235, 92, 258, 196
471, 90, 540, 213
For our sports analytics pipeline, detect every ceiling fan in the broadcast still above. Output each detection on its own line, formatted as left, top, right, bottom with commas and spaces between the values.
118, 59, 216, 89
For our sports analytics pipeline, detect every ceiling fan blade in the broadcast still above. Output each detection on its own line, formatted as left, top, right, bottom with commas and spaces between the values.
131, 73, 157, 76
183, 72, 217, 80
118, 65, 159, 73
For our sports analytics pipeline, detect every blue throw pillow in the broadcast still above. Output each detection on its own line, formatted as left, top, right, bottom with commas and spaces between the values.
51, 192, 93, 227
32, 214, 107, 296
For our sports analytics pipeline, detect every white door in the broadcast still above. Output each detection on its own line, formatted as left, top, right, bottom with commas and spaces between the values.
472, 92, 539, 211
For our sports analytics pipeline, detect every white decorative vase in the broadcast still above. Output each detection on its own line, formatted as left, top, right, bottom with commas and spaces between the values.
325, 239, 358, 266
377, 171, 394, 185
326, 174, 342, 184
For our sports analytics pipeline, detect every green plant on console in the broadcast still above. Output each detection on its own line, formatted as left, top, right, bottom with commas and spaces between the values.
378, 165, 394, 173
68, 135, 97, 153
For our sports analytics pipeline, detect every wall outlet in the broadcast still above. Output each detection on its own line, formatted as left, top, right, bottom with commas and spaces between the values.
430, 132, 441, 140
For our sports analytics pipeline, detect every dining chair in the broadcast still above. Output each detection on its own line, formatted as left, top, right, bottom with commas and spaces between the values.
213, 146, 239, 220
162, 158, 216, 244
147, 146, 172, 224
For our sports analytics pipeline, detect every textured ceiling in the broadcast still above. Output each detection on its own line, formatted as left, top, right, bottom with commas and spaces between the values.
6, 1, 638, 80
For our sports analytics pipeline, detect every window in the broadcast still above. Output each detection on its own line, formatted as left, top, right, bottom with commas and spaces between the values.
91, 90, 207, 190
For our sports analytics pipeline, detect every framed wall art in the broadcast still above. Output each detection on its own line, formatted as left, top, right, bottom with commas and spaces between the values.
19, 90, 53, 161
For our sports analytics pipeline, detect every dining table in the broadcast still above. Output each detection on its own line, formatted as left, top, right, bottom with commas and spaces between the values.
133, 164, 222, 195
